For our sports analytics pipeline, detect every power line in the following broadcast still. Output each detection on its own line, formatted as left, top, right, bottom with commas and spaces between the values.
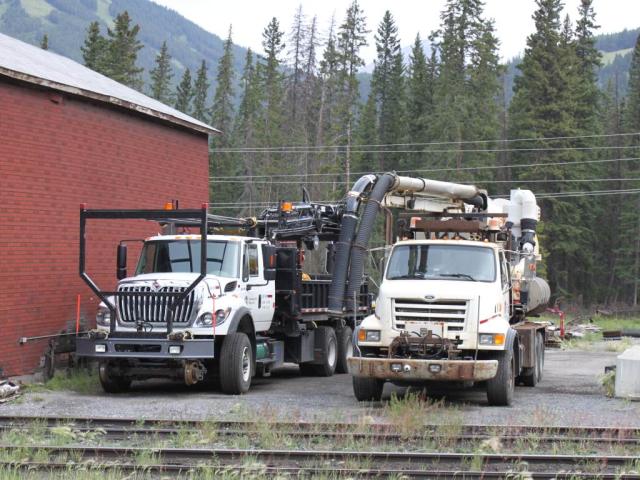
209, 156, 640, 180
212, 132, 640, 152
209, 177, 640, 185
211, 144, 640, 156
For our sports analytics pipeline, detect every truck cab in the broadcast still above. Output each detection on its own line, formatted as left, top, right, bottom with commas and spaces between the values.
96, 234, 276, 337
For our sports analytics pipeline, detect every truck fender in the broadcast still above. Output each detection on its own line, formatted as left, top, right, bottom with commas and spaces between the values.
226, 307, 254, 336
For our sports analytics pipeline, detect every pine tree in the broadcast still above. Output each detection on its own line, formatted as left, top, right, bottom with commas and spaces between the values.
40, 34, 48, 50
191, 61, 210, 123
105, 11, 144, 89
336, 0, 369, 188
372, 11, 405, 171
406, 34, 432, 154
210, 27, 237, 208
354, 90, 378, 172
625, 33, 640, 131
149, 41, 173, 104
174, 68, 193, 114
81, 21, 108, 74
210, 26, 236, 144
231, 49, 263, 215
287, 5, 307, 124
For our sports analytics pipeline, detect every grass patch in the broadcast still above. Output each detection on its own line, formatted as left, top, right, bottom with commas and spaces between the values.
591, 315, 640, 332
600, 370, 616, 397
27, 369, 100, 395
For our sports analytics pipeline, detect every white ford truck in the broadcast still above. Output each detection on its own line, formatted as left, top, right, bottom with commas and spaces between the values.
344, 178, 550, 406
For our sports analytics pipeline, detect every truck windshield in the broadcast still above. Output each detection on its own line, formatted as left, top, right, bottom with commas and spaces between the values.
135, 240, 240, 277
386, 244, 496, 283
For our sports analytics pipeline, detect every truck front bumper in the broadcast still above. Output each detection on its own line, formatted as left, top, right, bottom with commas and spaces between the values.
347, 357, 498, 382
76, 336, 215, 360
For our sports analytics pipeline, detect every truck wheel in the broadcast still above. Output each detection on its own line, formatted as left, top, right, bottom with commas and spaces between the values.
219, 333, 252, 394
486, 349, 515, 406
300, 326, 338, 377
335, 326, 353, 374
521, 332, 544, 387
353, 376, 384, 401
98, 362, 131, 394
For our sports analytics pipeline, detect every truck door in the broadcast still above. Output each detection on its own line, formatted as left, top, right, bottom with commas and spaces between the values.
499, 251, 510, 320
242, 243, 275, 331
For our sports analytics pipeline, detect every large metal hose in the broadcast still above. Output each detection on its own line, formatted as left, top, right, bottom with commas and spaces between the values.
346, 173, 396, 302
327, 175, 376, 314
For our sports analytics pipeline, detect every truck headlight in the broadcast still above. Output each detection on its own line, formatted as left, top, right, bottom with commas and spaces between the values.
479, 333, 505, 345
96, 307, 110, 326
195, 308, 231, 327
358, 329, 381, 342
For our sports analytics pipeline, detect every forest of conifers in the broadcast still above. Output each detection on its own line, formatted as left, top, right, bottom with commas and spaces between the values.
76, 0, 640, 307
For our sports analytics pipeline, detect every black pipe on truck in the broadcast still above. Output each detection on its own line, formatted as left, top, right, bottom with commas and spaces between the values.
346, 173, 396, 303
328, 174, 377, 315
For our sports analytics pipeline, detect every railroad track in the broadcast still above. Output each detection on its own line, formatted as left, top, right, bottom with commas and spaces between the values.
1, 416, 638, 478
0, 445, 638, 478
1, 415, 638, 441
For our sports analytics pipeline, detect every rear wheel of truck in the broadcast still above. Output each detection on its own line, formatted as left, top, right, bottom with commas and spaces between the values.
98, 361, 131, 394
486, 349, 515, 406
521, 332, 545, 386
219, 332, 252, 395
299, 326, 338, 377
335, 326, 353, 374
352, 376, 384, 401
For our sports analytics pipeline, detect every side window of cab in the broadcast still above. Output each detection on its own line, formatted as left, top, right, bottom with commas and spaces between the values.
499, 251, 509, 289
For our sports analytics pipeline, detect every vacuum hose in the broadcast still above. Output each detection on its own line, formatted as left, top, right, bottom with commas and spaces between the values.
327, 174, 376, 314
346, 173, 396, 303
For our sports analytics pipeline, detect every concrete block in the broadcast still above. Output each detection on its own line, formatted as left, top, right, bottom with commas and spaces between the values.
615, 346, 640, 400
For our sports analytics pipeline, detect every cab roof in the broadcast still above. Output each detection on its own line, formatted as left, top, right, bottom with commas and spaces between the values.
145, 234, 262, 242
393, 239, 499, 250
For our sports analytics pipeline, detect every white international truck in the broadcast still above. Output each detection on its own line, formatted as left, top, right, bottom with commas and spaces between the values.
343, 175, 550, 406
76, 201, 371, 394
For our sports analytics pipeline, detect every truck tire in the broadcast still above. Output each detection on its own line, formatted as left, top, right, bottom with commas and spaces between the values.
486, 349, 515, 406
300, 326, 338, 377
98, 361, 131, 394
521, 332, 544, 387
353, 376, 384, 401
219, 332, 252, 394
335, 326, 353, 374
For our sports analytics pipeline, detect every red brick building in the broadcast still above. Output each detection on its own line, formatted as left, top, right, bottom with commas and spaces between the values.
0, 33, 218, 377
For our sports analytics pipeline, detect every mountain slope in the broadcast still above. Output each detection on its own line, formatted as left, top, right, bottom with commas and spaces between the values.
0, 0, 248, 96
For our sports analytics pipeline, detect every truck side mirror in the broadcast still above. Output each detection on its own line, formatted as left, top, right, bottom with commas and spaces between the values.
262, 244, 277, 281
117, 244, 127, 280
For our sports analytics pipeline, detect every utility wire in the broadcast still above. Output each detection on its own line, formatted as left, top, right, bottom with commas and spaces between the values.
213, 132, 640, 152
211, 144, 640, 155
209, 156, 640, 180
209, 177, 640, 185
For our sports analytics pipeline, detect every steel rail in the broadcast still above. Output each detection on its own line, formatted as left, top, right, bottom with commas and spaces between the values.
0, 444, 636, 470
0, 461, 637, 479
1, 423, 638, 448
1, 415, 638, 439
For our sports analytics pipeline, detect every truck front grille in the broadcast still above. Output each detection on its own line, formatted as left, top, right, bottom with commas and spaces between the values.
117, 285, 197, 325
393, 299, 467, 330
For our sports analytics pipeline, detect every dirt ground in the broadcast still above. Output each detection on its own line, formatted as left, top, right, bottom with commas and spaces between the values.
2, 347, 639, 427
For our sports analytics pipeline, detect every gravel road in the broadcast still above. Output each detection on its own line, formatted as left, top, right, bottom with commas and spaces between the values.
2, 348, 638, 427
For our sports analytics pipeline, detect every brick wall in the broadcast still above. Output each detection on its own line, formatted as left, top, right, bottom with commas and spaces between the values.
0, 81, 210, 376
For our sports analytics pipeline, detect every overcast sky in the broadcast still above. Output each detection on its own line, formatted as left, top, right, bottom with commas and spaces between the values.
149, 0, 639, 63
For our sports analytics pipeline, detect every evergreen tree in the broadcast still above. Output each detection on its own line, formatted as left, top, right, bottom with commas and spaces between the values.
574, 0, 601, 132
509, 0, 596, 301
210, 27, 237, 207
149, 41, 173, 104
81, 21, 108, 74
336, 0, 369, 187
625, 33, 640, 130
210, 26, 236, 144
174, 68, 193, 114
191, 61, 210, 123
287, 5, 307, 124
406, 34, 432, 154
105, 11, 144, 89
40, 34, 48, 50
230, 49, 262, 214
354, 90, 378, 172
372, 11, 405, 171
